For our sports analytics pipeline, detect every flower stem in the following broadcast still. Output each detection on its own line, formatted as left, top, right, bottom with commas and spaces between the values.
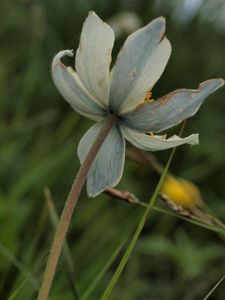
37, 114, 117, 300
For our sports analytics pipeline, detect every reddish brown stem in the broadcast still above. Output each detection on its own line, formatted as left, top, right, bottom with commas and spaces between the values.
37, 114, 117, 300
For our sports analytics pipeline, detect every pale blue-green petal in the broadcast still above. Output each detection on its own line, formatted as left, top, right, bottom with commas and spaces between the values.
109, 17, 171, 113
75, 11, 115, 107
78, 121, 125, 197
52, 50, 106, 122
121, 126, 199, 151
121, 79, 224, 132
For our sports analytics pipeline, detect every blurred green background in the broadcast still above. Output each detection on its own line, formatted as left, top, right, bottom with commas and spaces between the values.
1, 0, 225, 299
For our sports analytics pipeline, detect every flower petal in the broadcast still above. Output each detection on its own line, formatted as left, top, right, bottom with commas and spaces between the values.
121, 126, 199, 151
52, 50, 106, 121
121, 79, 224, 132
75, 11, 115, 107
109, 17, 171, 113
78, 121, 125, 197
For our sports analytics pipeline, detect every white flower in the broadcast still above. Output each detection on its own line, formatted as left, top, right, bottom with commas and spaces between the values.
52, 12, 224, 197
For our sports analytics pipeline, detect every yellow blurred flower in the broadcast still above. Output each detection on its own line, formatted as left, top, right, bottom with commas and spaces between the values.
161, 176, 202, 209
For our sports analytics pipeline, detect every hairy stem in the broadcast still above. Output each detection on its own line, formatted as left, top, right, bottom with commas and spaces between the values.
37, 114, 117, 300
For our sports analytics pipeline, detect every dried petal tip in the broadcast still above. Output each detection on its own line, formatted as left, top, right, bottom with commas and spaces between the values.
52, 49, 74, 68
188, 133, 199, 145
51, 48, 105, 121
156, 16, 166, 27
88, 10, 96, 15
198, 78, 225, 92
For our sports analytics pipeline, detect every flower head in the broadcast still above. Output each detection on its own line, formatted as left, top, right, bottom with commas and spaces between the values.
52, 12, 224, 197
161, 176, 202, 209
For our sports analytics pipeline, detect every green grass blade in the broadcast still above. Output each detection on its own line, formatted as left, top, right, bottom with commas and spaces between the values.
0, 243, 39, 290
202, 275, 225, 300
100, 146, 177, 300
7, 279, 28, 300
81, 237, 127, 300
151, 205, 225, 236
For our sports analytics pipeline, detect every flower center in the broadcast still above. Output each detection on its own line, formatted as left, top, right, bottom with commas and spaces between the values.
144, 90, 154, 104
135, 90, 154, 110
